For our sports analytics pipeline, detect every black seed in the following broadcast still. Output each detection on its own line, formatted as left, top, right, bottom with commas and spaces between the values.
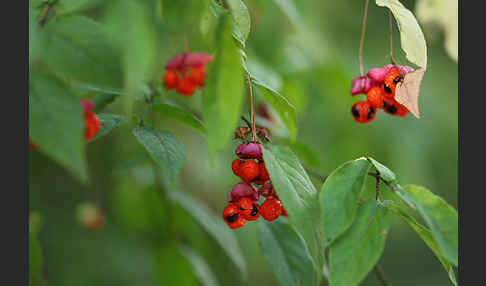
352, 105, 360, 118
383, 100, 389, 108
393, 76, 404, 84
386, 105, 397, 114
226, 213, 238, 223
367, 107, 374, 120
384, 84, 392, 93
250, 204, 258, 216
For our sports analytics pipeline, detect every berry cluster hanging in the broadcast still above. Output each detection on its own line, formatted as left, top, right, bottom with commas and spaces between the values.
350, 65, 414, 123
223, 141, 288, 229
162, 52, 212, 96
30, 98, 100, 149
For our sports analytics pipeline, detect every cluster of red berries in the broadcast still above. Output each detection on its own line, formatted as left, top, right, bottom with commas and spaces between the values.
162, 52, 212, 96
81, 99, 100, 141
30, 99, 100, 149
350, 64, 414, 123
222, 142, 288, 229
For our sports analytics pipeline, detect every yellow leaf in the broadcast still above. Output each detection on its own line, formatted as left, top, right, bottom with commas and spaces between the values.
395, 68, 426, 119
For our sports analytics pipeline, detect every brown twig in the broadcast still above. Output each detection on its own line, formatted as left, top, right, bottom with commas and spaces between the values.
388, 9, 396, 65
247, 74, 258, 142
359, 0, 370, 76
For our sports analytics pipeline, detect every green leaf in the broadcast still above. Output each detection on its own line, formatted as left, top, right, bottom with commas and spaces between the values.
154, 244, 197, 286
41, 16, 122, 88
56, 0, 104, 16
258, 219, 319, 286
328, 200, 390, 286
261, 144, 324, 274
396, 184, 458, 265
376, 0, 428, 68
132, 127, 185, 182
153, 102, 205, 134
227, 0, 251, 47
368, 157, 397, 183
89, 113, 126, 142
29, 8, 43, 70
319, 158, 371, 245
252, 78, 297, 140
29, 231, 43, 286
105, 0, 157, 98
388, 203, 457, 285
29, 74, 88, 183
202, 15, 244, 157
180, 245, 220, 286
169, 191, 247, 278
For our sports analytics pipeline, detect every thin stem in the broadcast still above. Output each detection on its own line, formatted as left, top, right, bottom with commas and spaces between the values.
375, 176, 381, 200
359, 0, 370, 76
184, 34, 189, 52
247, 74, 257, 142
389, 10, 396, 65
374, 263, 392, 286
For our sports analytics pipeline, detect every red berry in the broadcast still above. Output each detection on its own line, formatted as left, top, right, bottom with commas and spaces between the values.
383, 67, 403, 97
260, 198, 282, 222
189, 66, 206, 86
232, 159, 243, 176
29, 139, 38, 149
366, 87, 384, 109
258, 183, 274, 198
222, 204, 246, 229
237, 197, 260, 221
238, 160, 260, 183
383, 97, 409, 117
258, 162, 270, 182
176, 76, 196, 96
163, 70, 179, 89
84, 111, 100, 141
351, 100, 376, 123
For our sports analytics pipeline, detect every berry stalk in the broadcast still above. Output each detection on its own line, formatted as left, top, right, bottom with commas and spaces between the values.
247, 74, 258, 142
359, 0, 370, 77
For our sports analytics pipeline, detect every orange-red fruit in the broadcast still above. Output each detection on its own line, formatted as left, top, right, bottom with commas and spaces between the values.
223, 204, 246, 229
383, 97, 409, 117
366, 87, 384, 109
163, 70, 179, 89
351, 100, 376, 123
238, 160, 260, 183
260, 198, 282, 222
176, 76, 196, 96
189, 66, 206, 86
258, 162, 270, 182
29, 140, 38, 149
237, 197, 260, 220
383, 67, 402, 97
281, 206, 288, 217
232, 159, 243, 176
84, 111, 100, 141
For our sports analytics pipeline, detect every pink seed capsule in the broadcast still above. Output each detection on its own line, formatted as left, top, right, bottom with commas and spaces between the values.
184, 52, 212, 68
235, 142, 263, 160
350, 75, 374, 95
80, 98, 94, 114
227, 182, 259, 203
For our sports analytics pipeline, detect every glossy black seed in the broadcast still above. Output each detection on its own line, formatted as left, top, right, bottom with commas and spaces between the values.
250, 204, 258, 216
352, 105, 360, 118
226, 213, 239, 223
384, 84, 392, 93
393, 76, 404, 84
386, 105, 397, 114
383, 100, 389, 108
367, 107, 374, 120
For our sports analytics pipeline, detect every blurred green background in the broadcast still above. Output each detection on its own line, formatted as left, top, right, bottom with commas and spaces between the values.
29, 0, 457, 285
